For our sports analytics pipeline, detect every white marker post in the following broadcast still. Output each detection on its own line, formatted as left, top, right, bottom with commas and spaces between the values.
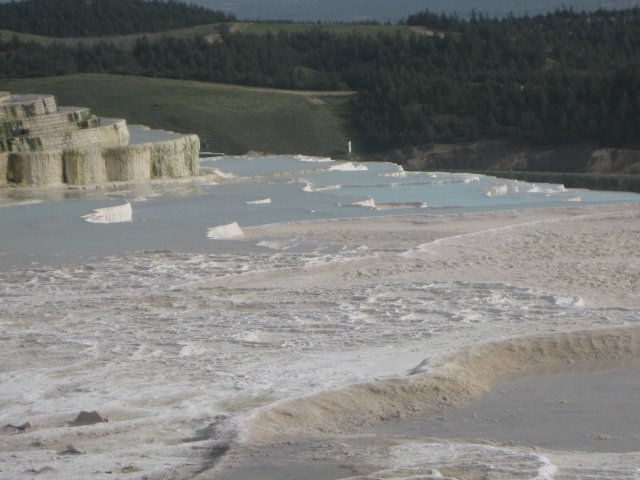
348, 141, 352, 158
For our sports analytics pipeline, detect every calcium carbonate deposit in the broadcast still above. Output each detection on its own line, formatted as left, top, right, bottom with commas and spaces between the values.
1, 153, 639, 480
82, 202, 133, 223
0, 91, 199, 187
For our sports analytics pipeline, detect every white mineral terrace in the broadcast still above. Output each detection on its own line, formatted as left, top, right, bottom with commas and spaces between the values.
1, 201, 639, 480
0, 144, 639, 479
0, 92, 199, 187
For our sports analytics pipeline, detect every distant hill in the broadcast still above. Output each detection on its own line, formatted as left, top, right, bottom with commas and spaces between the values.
0, 0, 636, 26
0, 0, 638, 31
183, 0, 638, 22
0, 0, 234, 37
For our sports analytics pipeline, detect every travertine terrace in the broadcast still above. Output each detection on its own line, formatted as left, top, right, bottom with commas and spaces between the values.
0, 91, 199, 187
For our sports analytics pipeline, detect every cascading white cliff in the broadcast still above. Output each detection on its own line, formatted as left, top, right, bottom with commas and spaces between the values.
0, 91, 199, 187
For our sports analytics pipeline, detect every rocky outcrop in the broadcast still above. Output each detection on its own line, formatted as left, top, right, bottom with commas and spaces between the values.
377, 141, 640, 176
0, 92, 199, 187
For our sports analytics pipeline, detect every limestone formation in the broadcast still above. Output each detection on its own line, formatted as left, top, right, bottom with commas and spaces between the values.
0, 92, 199, 187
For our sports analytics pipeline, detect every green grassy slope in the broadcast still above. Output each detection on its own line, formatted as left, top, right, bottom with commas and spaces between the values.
0, 29, 54, 45
0, 74, 358, 157
241, 23, 414, 36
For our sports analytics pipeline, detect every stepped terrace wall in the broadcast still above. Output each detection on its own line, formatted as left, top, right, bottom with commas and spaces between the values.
0, 94, 56, 120
1, 92, 200, 187
0, 107, 98, 138
0, 119, 129, 153
5, 134, 200, 187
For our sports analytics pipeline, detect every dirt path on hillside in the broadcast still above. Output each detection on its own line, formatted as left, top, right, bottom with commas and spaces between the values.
199, 82, 355, 96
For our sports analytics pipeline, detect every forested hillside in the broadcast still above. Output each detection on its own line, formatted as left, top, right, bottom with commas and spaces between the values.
2, 2, 640, 152
0, 0, 234, 37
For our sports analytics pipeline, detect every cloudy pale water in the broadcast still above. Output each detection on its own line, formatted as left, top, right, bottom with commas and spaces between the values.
1, 155, 637, 269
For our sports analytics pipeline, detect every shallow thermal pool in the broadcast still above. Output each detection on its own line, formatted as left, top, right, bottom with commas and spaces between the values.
210, 361, 640, 480
0, 154, 638, 271
365, 363, 640, 454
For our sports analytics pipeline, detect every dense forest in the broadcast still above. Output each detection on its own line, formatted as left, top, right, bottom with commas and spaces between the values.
0, 0, 234, 37
2, 2, 640, 151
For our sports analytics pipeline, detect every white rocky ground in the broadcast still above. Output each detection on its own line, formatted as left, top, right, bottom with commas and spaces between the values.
0, 203, 639, 479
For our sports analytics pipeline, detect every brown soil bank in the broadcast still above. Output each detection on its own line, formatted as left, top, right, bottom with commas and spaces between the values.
375, 141, 640, 191
250, 326, 640, 440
